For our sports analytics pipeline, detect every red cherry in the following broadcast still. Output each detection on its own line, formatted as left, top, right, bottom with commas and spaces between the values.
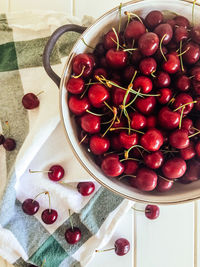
119, 131, 138, 149
182, 42, 200, 65
195, 141, 200, 157
66, 77, 84, 94
191, 25, 200, 44
139, 57, 157, 76
65, 227, 81, 244
22, 199, 39, 215
106, 49, 128, 69
125, 20, 146, 40
174, 15, 190, 28
48, 165, 65, 181
101, 154, 124, 177
145, 10, 163, 30
80, 114, 100, 134
144, 151, 164, 169
154, 71, 171, 88
169, 129, 189, 149
162, 53, 180, 74
195, 96, 200, 111
145, 205, 160, 220
176, 75, 190, 91
132, 50, 143, 65
173, 93, 194, 115
94, 43, 105, 57
88, 84, 110, 108
190, 66, 200, 82
140, 128, 163, 152
112, 87, 131, 106
180, 159, 200, 183
68, 96, 90, 115
180, 142, 196, 160
77, 182, 95, 196
154, 23, 173, 44
136, 167, 157, 191
135, 96, 156, 115
72, 53, 94, 77
110, 134, 123, 151
192, 79, 200, 95
131, 112, 147, 130
123, 66, 136, 83
123, 160, 139, 175
41, 209, 58, 224
156, 178, 173, 192
138, 32, 159, 56
162, 157, 186, 179
146, 115, 157, 129
158, 107, 180, 130
154, 46, 168, 63
181, 117, 193, 132
133, 76, 153, 93
90, 135, 110, 155
103, 30, 118, 50
157, 88, 172, 104
93, 68, 108, 81
174, 26, 188, 43
22, 93, 39, 109
114, 238, 130, 256
3, 138, 16, 151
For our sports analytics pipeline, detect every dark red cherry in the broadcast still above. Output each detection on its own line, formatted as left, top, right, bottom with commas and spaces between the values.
136, 167, 157, 191
154, 23, 173, 45
174, 26, 188, 43
124, 160, 139, 175
135, 96, 156, 115
195, 141, 200, 157
66, 77, 84, 94
100, 57, 109, 68
169, 129, 189, 149
145, 10, 163, 30
145, 205, 160, 220
106, 49, 128, 69
79, 130, 89, 145
125, 20, 146, 40
173, 93, 194, 115
68, 96, 90, 116
22, 93, 39, 109
112, 87, 131, 106
157, 88, 172, 104
77, 182, 95, 196
146, 115, 157, 129
119, 131, 138, 149
94, 43, 105, 57
88, 84, 109, 108
139, 57, 157, 76
138, 32, 159, 56
182, 42, 200, 65
176, 75, 190, 91
80, 113, 100, 134
154, 71, 171, 88
0, 134, 5, 145
156, 177, 173, 192
154, 46, 168, 62
132, 50, 143, 65
158, 107, 180, 130
140, 128, 163, 152
114, 238, 130, 256
179, 159, 200, 183
123, 66, 136, 83
180, 141, 196, 160
191, 66, 200, 82
110, 134, 123, 151
101, 154, 124, 177
195, 96, 200, 111
131, 112, 147, 130
103, 30, 118, 50
22, 199, 39, 215
162, 157, 186, 179
181, 117, 193, 132
162, 53, 180, 74
191, 25, 200, 44
65, 227, 81, 244
48, 165, 64, 181
192, 79, 200, 95
90, 135, 110, 155
144, 151, 164, 169
93, 68, 108, 81
3, 138, 16, 151
133, 76, 153, 93
174, 15, 190, 28
72, 53, 94, 77
41, 209, 58, 224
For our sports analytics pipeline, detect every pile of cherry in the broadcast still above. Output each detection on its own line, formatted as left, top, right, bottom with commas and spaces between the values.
66, 9, 200, 192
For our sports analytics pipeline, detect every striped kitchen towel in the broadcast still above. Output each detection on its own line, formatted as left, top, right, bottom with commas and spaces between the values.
0, 11, 132, 267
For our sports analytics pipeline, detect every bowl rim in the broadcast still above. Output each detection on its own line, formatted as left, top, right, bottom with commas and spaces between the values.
59, 0, 200, 205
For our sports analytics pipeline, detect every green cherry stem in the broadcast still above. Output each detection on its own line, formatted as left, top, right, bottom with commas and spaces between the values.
118, 3, 123, 33
72, 66, 86, 79
160, 34, 167, 62
192, 0, 197, 26
124, 11, 144, 24
95, 248, 114, 253
188, 129, 200, 138
109, 127, 144, 134
118, 174, 136, 180
112, 27, 119, 51
86, 110, 107, 116
81, 78, 92, 99
79, 134, 88, 145
158, 175, 174, 183
173, 101, 197, 112
32, 191, 49, 203
81, 38, 95, 49
102, 107, 118, 137
125, 145, 149, 159
179, 106, 185, 129
120, 157, 141, 162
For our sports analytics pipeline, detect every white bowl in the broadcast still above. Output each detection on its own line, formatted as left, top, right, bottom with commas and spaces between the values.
60, 0, 200, 204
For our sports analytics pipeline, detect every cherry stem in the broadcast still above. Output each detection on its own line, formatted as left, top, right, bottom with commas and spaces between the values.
45, 191, 51, 213
120, 157, 140, 162
111, 38, 132, 54
86, 110, 106, 116
188, 130, 200, 138
36, 91, 44, 97
124, 11, 144, 24
101, 118, 114, 125
160, 34, 167, 62
158, 175, 174, 183
192, 126, 200, 131
32, 191, 49, 203
118, 3, 123, 33
131, 207, 145, 212
81, 38, 94, 49
80, 78, 91, 99
112, 27, 119, 51
192, 0, 197, 26
102, 107, 118, 137
122, 88, 141, 109
125, 145, 149, 160
151, 70, 156, 78
29, 169, 52, 174
68, 209, 74, 231
179, 40, 184, 72
118, 174, 137, 180
109, 127, 144, 135
179, 106, 185, 129
173, 101, 197, 112
95, 248, 115, 253
72, 66, 86, 79
160, 149, 179, 153
79, 134, 88, 145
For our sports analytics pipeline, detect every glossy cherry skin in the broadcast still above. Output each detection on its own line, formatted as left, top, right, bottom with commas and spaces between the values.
68, 96, 90, 116
89, 135, 110, 155
114, 238, 130, 256
154, 23, 173, 45
145, 10, 163, 30
181, 118, 193, 132
195, 141, 200, 157
154, 71, 171, 88
162, 53, 180, 74
123, 160, 139, 175
132, 50, 143, 65
169, 129, 189, 149
145, 205, 160, 220
103, 30, 118, 50
41, 209, 58, 224
101, 154, 124, 177
138, 32, 159, 56
192, 79, 200, 95
180, 159, 200, 183
180, 142, 196, 160
72, 53, 94, 77
110, 134, 123, 151
173, 93, 194, 115
80, 114, 100, 134
22, 93, 39, 109
66, 77, 84, 94
65, 227, 81, 244
156, 178, 173, 192
139, 57, 157, 76
154, 45, 168, 63
22, 199, 39, 215
182, 42, 200, 65
141, 129, 163, 152
125, 20, 146, 40
144, 151, 164, 169
112, 88, 131, 106
135, 96, 156, 115
158, 107, 180, 130
136, 167, 157, 191
77, 182, 95, 196
88, 84, 109, 108
176, 75, 190, 91
157, 88, 172, 104
174, 26, 188, 43
131, 112, 147, 130
191, 66, 200, 82
119, 131, 138, 149
93, 68, 108, 81
133, 76, 153, 93
162, 157, 186, 179
174, 15, 190, 28
146, 116, 157, 129
3, 138, 16, 151
106, 49, 128, 69
48, 165, 65, 181
191, 25, 200, 44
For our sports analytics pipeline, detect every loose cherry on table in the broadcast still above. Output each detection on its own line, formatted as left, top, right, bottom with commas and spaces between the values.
22, 92, 41, 110
77, 182, 95, 196
65, 210, 81, 244
29, 164, 65, 181
3, 138, 16, 151
132, 204, 160, 220
41, 191, 58, 225
95, 238, 130, 256
22, 198, 39, 215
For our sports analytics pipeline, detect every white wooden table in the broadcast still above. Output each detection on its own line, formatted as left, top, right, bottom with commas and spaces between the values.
1, 0, 200, 267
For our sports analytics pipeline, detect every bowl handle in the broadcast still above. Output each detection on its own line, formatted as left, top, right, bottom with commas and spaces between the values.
43, 24, 87, 88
